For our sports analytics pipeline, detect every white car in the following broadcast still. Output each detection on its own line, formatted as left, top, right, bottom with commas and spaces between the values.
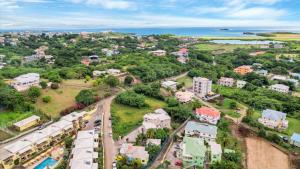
112, 162, 117, 169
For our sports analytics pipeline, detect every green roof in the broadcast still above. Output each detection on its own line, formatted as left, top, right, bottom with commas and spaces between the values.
183, 136, 206, 157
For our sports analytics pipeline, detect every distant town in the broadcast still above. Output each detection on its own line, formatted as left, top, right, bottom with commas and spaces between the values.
0, 31, 300, 169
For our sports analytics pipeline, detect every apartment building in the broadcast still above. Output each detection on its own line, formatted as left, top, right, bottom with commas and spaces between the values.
185, 121, 217, 142
269, 84, 289, 93
141, 109, 171, 133
218, 77, 235, 87
11, 73, 40, 91
193, 77, 212, 98
258, 109, 288, 130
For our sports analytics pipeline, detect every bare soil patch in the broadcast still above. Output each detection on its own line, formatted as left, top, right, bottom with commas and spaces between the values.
246, 137, 290, 169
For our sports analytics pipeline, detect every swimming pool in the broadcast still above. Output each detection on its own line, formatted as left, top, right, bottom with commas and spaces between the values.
34, 157, 57, 169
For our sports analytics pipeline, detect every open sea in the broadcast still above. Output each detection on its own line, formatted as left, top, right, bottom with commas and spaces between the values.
1, 27, 300, 37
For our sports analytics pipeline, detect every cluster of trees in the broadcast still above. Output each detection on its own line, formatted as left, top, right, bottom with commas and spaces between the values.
116, 156, 143, 169
75, 89, 97, 106
115, 91, 147, 108
133, 82, 163, 100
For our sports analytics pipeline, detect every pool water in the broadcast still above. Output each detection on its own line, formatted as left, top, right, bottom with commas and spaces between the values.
34, 157, 57, 169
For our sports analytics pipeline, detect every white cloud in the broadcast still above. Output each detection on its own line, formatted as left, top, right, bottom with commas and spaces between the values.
227, 7, 286, 18
69, 0, 135, 9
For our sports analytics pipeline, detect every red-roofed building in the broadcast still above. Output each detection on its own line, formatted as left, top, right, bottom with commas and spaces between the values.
195, 107, 220, 125
171, 48, 189, 57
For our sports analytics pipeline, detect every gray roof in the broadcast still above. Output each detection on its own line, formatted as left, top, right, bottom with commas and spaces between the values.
185, 121, 217, 136
262, 109, 286, 121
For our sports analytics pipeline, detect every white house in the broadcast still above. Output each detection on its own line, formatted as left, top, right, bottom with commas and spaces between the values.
161, 80, 178, 91
193, 77, 212, 98
290, 133, 300, 147
175, 91, 194, 103
141, 109, 171, 133
195, 107, 221, 125
218, 77, 234, 87
11, 73, 40, 91
236, 80, 247, 88
185, 121, 217, 142
258, 109, 288, 130
92, 70, 107, 77
107, 69, 121, 76
120, 143, 149, 165
269, 84, 289, 93
148, 50, 166, 57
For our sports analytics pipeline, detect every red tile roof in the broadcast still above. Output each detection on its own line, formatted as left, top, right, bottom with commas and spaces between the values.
195, 106, 220, 118
179, 48, 188, 54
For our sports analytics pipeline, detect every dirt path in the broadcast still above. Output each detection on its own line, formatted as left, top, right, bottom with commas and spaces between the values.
246, 137, 290, 169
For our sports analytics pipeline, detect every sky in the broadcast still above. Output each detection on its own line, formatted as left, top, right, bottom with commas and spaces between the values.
1, 0, 300, 29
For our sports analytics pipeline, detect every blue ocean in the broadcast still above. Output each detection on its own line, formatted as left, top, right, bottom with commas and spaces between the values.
1, 27, 300, 37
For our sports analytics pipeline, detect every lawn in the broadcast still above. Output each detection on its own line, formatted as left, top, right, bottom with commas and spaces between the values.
176, 75, 193, 88
0, 111, 34, 127
35, 79, 93, 118
111, 97, 167, 139
212, 98, 242, 118
195, 43, 255, 52
286, 117, 300, 136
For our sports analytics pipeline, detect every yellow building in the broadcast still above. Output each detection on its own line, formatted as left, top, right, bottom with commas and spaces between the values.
13, 115, 40, 131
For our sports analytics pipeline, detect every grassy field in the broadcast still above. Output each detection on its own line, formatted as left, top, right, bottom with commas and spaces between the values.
176, 75, 193, 88
35, 79, 93, 118
0, 111, 34, 127
111, 97, 167, 139
195, 43, 255, 52
212, 98, 242, 118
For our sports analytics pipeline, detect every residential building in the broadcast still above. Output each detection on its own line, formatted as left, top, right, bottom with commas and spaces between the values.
234, 65, 253, 75
102, 48, 119, 57
171, 48, 189, 57
89, 55, 99, 63
13, 115, 40, 131
120, 143, 149, 165
269, 84, 289, 93
218, 77, 234, 87
141, 109, 171, 132
249, 51, 266, 56
193, 77, 212, 98
81, 57, 90, 66
175, 91, 194, 103
236, 80, 247, 88
146, 139, 161, 146
258, 109, 288, 129
209, 142, 222, 163
274, 43, 284, 49
69, 130, 99, 169
195, 107, 220, 125
256, 69, 268, 76
161, 80, 178, 91
260, 44, 270, 49
290, 133, 300, 147
107, 68, 121, 76
148, 50, 166, 57
179, 137, 206, 168
177, 56, 188, 64
271, 75, 287, 81
185, 121, 217, 142
4, 140, 35, 162
287, 79, 299, 87
11, 73, 40, 91
290, 72, 300, 79
92, 70, 107, 77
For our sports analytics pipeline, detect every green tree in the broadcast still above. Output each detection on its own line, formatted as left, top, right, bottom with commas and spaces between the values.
104, 75, 119, 87
39, 81, 47, 89
42, 96, 51, 103
146, 144, 161, 161
75, 89, 96, 106
48, 71, 61, 83
229, 101, 237, 109
27, 86, 41, 101
124, 75, 134, 86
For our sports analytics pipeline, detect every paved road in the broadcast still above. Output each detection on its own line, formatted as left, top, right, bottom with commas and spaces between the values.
100, 96, 117, 169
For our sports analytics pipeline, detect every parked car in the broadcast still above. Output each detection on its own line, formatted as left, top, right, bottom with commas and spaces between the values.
94, 119, 101, 126
175, 160, 182, 166
112, 162, 117, 169
84, 120, 89, 124
38, 124, 46, 130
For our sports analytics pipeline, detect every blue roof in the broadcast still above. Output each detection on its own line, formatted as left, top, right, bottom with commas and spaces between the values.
185, 121, 217, 136
262, 109, 286, 121
291, 133, 300, 142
